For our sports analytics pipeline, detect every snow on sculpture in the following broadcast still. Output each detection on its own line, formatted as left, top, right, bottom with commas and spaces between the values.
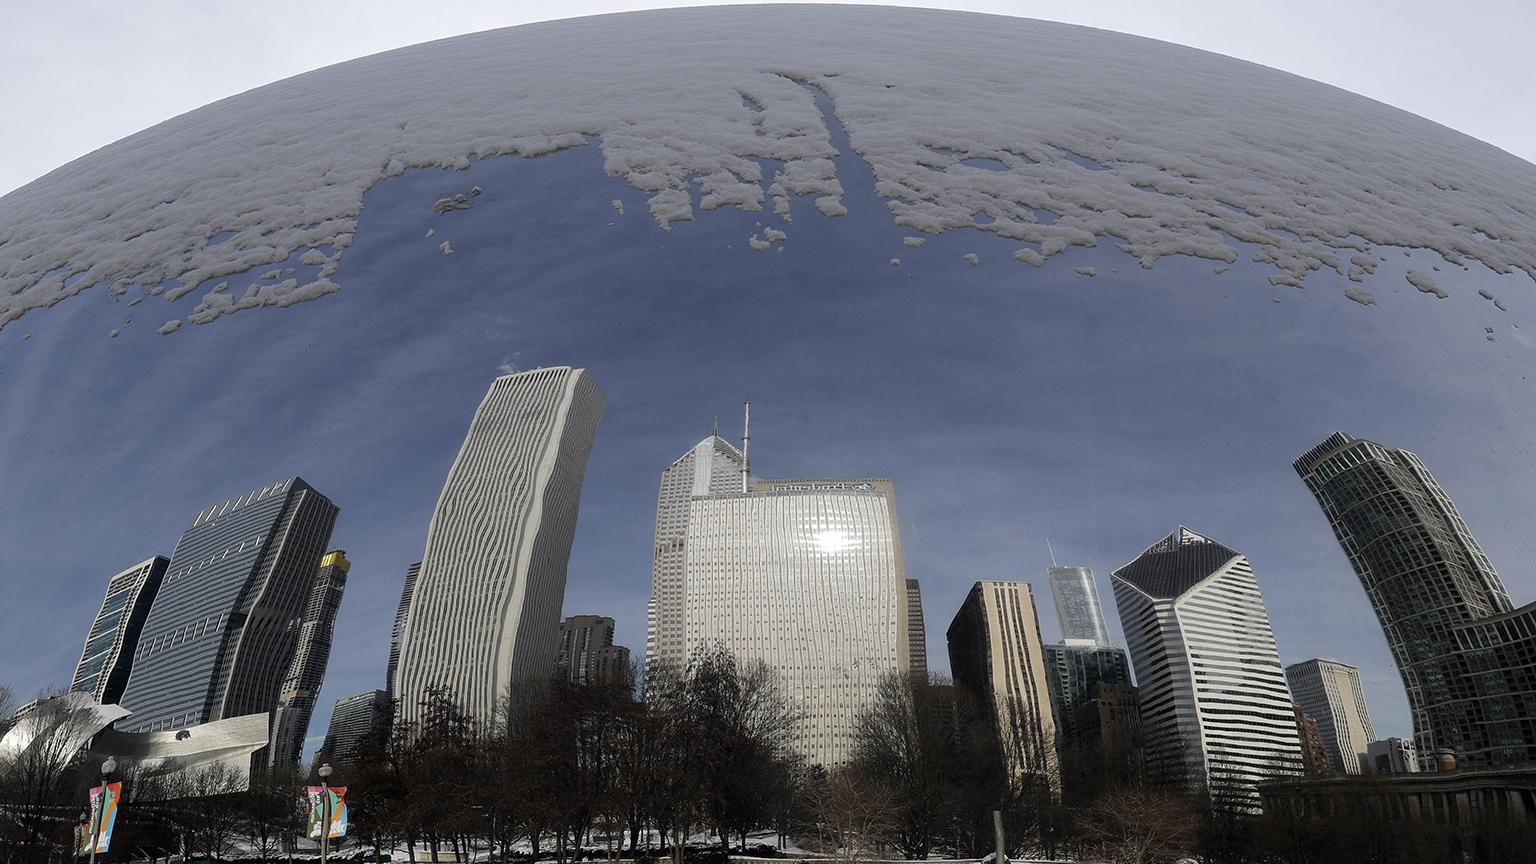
2, 6, 1536, 334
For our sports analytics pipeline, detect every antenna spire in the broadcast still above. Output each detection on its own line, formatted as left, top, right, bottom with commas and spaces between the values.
1047, 538, 1058, 568
741, 400, 751, 493
711, 416, 719, 438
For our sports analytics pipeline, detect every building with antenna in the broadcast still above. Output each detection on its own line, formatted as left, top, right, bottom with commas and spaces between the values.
1048, 564, 1113, 648
646, 428, 745, 674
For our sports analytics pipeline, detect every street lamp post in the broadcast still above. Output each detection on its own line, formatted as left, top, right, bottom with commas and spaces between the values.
88, 757, 116, 864
317, 763, 333, 864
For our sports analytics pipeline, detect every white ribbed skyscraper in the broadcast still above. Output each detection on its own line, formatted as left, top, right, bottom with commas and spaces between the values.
682, 480, 908, 767
647, 433, 744, 673
1285, 658, 1376, 775
395, 367, 605, 727
1112, 527, 1302, 810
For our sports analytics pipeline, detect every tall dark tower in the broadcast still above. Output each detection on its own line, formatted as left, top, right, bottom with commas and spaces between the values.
117, 478, 339, 733
268, 550, 351, 767
386, 561, 421, 699
1295, 432, 1536, 769
71, 556, 169, 705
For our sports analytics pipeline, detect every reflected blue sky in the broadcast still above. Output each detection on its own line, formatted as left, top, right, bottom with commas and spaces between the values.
3, 93, 1535, 755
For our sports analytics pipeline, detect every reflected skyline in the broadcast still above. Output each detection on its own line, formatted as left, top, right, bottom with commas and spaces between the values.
5, 76, 1536, 757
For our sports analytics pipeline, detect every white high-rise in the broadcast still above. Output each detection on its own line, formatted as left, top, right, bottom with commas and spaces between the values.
647, 433, 744, 673
1285, 658, 1376, 775
1112, 527, 1302, 810
395, 367, 605, 727
682, 480, 908, 767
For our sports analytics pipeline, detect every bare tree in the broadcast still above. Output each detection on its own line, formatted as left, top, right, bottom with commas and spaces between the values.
808, 768, 899, 864
0, 692, 105, 864
1078, 786, 1197, 864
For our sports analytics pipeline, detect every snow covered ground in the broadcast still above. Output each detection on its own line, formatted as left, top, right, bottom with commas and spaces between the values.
2, 5, 1534, 335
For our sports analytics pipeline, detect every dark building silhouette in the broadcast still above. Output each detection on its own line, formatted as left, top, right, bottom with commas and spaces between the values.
268, 550, 351, 767
318, 690, 390, 767
71, 556, 168, 705
554, 615, 632, 687
1296, 433, 1536, 770
1061, 681, 1143, 798
118, 478, 339, 733
385, 561, 420, 698
1044, 642, 1131, 742
906, 578, 928, 682
1294, 705, 1334, 778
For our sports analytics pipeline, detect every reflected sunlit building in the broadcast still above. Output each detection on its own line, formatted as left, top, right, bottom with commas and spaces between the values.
682, 478, 908, 767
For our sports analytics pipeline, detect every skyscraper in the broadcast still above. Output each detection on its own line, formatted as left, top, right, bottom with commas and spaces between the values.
1111, 527, 1302, 809
395, 368, 605, 727
947, 581, 1059, 792
71, 556, 168, 705
1295, 432, 1536, 769
1049, 566, 1112, 647
1284, 658, 1376, 775
1044, 642, 1131, 741
682, 480, 907, 767
554, 615, 632, 687
318, 690, 390, 767
268, 550, 351, 768
906, 579, 928, 682
385, 561, 420, 699
647, 432, 744, 674
1293, 706, 1333, 778
118, 478, 339, 733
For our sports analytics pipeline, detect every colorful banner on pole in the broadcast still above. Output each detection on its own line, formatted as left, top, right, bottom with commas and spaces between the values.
306, 786, 347, 840
78, 782, 121, 855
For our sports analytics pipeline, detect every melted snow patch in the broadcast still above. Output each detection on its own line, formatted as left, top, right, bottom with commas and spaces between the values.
3, 6, 1536, 334
1406, 271, 1448, 298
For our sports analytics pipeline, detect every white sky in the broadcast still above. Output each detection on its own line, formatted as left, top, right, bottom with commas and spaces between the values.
2, 0, 1531, 197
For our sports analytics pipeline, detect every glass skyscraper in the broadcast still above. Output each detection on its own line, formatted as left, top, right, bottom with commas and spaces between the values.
1112, 527, 1302, 810
267, 549, 351, 768
1048, 566, 1112, 647
319, 690, 390, 767
1296, 432, 1536, 769
71, 556, 169, 705
395, 367, 605, 727
1044, 642, 1131, 742
117, 477, 339, 733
